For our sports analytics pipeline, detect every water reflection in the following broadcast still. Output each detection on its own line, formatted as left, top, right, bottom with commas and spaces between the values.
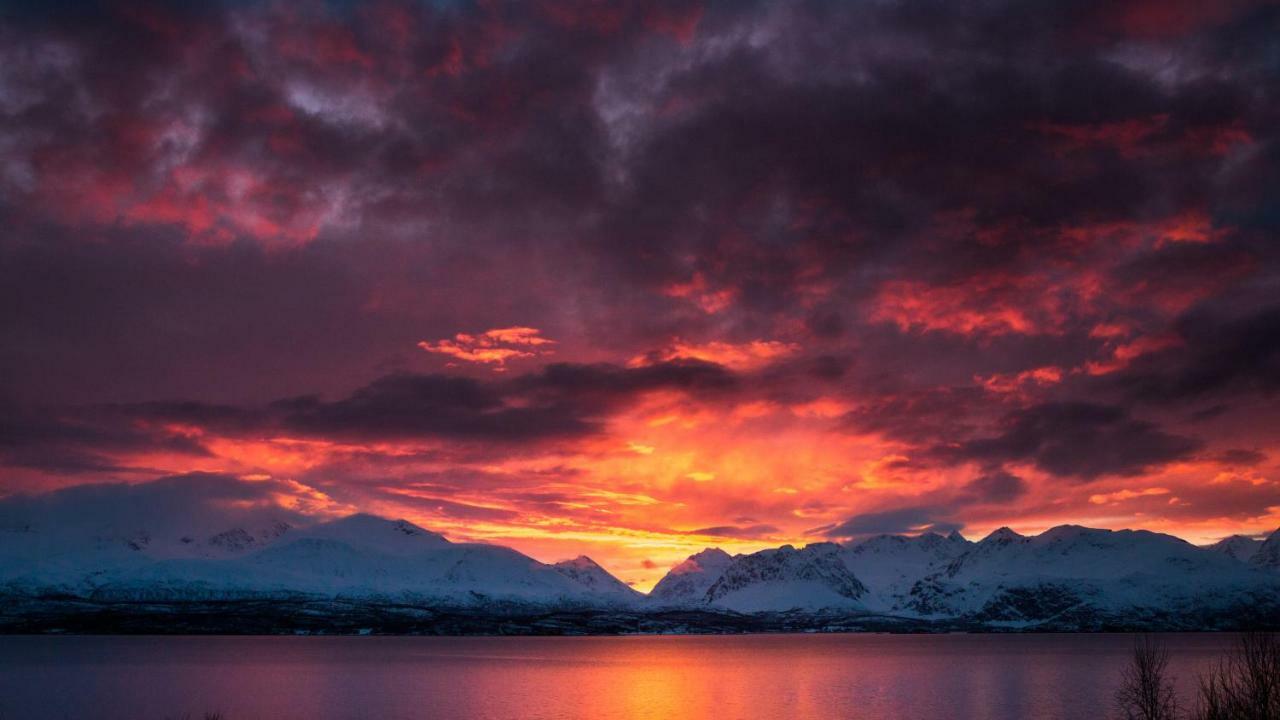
0, 633, 1234, 720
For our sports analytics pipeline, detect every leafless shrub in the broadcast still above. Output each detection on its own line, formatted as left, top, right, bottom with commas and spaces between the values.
1116, 635, 1180, 720
1191, 632, 1280, 720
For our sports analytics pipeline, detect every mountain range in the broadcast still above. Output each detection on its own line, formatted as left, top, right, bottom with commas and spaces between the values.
2, 509, 1279, 633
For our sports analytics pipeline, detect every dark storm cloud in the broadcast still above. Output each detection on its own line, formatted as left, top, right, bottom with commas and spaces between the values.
1211, 449, 1268, 467
960, 471, 1030, 504
280, 359, 737, 441
587, 0, 1277, 315
949, 402, 1201, 480
512, 359, 737, 400
3, 0, 1276, 392
685, 524, 780, 540
0, 472, 321, 536
1124, 305, 1280, 403
276, 371, 585, 442
840, 386, 987, 446
0, 400, 210, 474
816, 506, 963, 539
0, 360, 743, 473
815, 470, 1027, 540
360, 486, 521, 522
1, 0, 1278, 538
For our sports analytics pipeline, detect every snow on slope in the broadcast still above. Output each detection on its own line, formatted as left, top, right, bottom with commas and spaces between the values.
1252, 528, 1280, 570
201, 522, 294, 557
229, 534, 592, 604
0, 509, 604, 606
290, 514, 450, 555
704, 543, 868, 612
902, 525, 1277, 623
643, 525, 1280, 620
648, 548, 733, 605
1207, 535, 1263, 562
5, 477, 1280, 621
553, 556, 643, 604
0, 513, 296, 596
840, 531, 971, 612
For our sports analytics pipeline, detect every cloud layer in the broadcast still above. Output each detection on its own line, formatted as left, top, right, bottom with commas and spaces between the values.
1, 0, 1279, 589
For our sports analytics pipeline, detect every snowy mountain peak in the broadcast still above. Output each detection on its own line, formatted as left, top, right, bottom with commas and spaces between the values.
703, 543, 868, 612
848, 532, 967, 556
293, 514, 450, 556
899, 522, 1270, 621
557, 555, 598, 570
649, 547, 734, 604
393, 519, 432, 537
552, 555, 641, 602
980, 527, 1026, 546
1208, 535, 1262, 562
841, 529, 974, 613
341, 514, 440, 537
1039, 524, 1092, 540
671, 548, 733, 576
202, 521, 293, 555
1251, 527, 1280, 570
5, 481, 1280, 627
915, 531, 971, 550
207, 528, 258, 553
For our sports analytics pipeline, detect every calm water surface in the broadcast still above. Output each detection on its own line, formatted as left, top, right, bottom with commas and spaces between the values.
0, 633, 1236, 720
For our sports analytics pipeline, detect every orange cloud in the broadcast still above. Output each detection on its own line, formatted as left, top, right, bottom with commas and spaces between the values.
662, 272, 736, 314
1086, 333, 1182, 375
418, 326, 556, 367
976, 366, 1065, 395
1089, 487, 1172, 504
18, 381, 1278, 593
1058, 210, 1230, 252
630, 339, 799, 370
1151, 209, 1228, 247
871, 279, 1043, 336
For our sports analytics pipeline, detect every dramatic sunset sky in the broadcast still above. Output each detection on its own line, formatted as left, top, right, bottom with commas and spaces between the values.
1, 0, 1278, 590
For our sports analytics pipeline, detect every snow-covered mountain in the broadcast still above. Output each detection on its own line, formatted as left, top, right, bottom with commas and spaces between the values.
289, 514, 449, 556
643, 524, 1280, 627
840, 530, 972, 612
1252, 528, 1280, 570
4, 485, 1280, 631
704, 543, 867, 612
230, 531, 590, 605
896, 525, 1278, 626
648, 548, 733, 605
1207, 534, 1263, 562
201, 522, 294, 557
553, 556, 644, 603
649, 543, 870, 612
0, 513, 623, 607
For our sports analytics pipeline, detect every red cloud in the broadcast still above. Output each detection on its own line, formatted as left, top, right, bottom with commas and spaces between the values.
629, 339, 798, 371
870, 275, 1080, 338
644, 4, 703, 44
1098, 0, 1262, 39
419, 327, 557, 368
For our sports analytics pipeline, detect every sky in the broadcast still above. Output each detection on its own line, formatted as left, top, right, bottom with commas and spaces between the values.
1, 0, 1278, 591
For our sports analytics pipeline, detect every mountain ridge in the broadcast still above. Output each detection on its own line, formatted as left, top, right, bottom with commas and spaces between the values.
3, 508, 1279, 633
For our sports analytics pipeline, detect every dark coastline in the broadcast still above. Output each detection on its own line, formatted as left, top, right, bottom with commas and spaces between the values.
5, 596, 1280, 636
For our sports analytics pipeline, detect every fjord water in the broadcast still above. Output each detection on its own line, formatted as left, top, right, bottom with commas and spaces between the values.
0, 633, 1235, 720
